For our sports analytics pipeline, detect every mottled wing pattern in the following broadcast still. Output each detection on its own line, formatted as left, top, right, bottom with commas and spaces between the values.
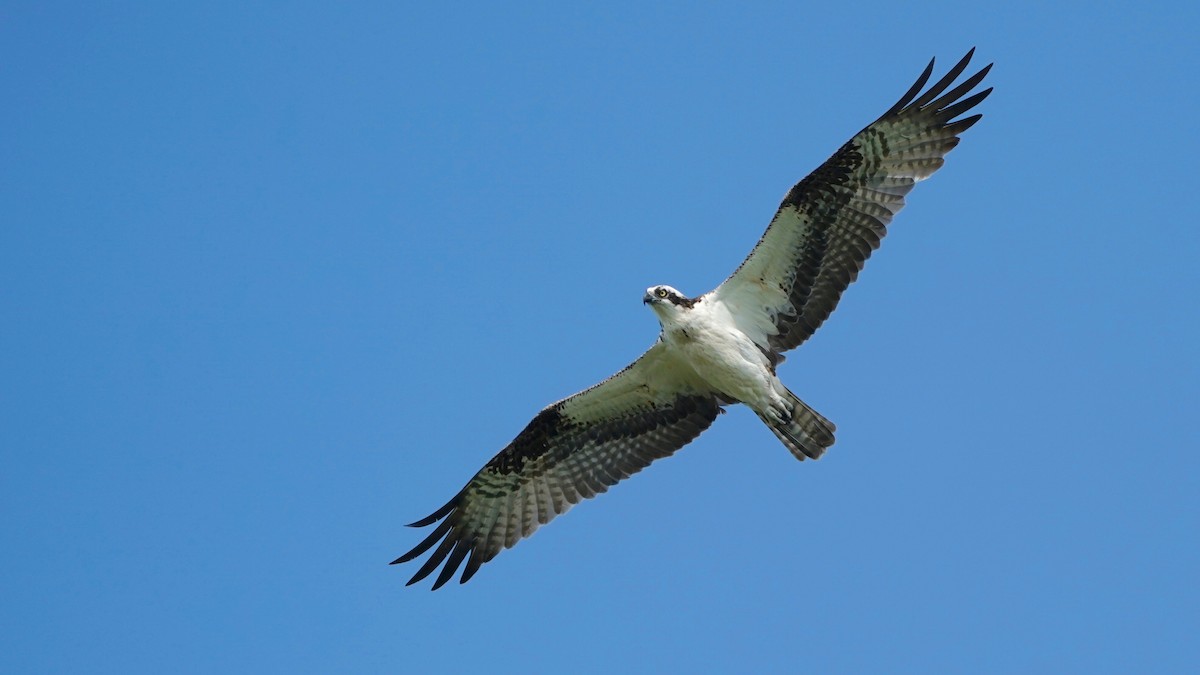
392, 342, 724, 589
713, 49, 992, 354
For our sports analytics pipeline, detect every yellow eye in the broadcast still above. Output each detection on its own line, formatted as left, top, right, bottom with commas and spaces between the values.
656, 288, 668, 298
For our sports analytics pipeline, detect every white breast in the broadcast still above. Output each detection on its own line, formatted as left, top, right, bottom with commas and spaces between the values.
662, 299, 777, 407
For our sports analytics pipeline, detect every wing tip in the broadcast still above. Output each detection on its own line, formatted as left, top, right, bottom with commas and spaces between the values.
406, 494, 459, 528
395, 512, 498, 590
883, 49, 992, 121
882, 56, 937, 118
395, 482, 505, 589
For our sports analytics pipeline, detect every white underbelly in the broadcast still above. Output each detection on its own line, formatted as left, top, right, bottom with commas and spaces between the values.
670, 326, 774, 406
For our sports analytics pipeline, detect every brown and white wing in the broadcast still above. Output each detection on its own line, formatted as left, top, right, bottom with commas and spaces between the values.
392, 341, 724, 589
712, 50, 992, 354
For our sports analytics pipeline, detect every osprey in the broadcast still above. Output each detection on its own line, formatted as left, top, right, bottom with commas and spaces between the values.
395, 50, 992, 589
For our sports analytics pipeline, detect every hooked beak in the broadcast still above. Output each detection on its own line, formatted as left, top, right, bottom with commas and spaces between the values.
643, 293, 654, 305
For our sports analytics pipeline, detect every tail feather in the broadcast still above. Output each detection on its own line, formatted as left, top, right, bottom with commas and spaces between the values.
757, 389, 836, 461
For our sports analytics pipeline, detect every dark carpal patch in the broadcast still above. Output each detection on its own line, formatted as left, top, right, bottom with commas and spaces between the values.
781, 140, 864, 209
488, 405, 567, 475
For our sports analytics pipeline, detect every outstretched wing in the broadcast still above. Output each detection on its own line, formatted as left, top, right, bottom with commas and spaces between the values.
392, 342, 724, 589
712, 49, 992, 354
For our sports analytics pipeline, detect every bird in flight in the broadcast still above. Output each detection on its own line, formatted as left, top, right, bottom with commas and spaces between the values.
395, 50, 992, 589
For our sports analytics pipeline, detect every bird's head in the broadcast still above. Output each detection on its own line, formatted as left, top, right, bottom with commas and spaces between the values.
643, 285, 696, 321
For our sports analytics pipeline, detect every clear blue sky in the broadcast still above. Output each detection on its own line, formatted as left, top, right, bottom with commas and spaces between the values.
3, 2, 1197, 673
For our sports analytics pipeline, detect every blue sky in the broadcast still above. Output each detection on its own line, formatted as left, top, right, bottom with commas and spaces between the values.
3, 2, 1198, 672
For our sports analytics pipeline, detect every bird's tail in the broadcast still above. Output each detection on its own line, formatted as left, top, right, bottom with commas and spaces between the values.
756, 388, 836, 461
